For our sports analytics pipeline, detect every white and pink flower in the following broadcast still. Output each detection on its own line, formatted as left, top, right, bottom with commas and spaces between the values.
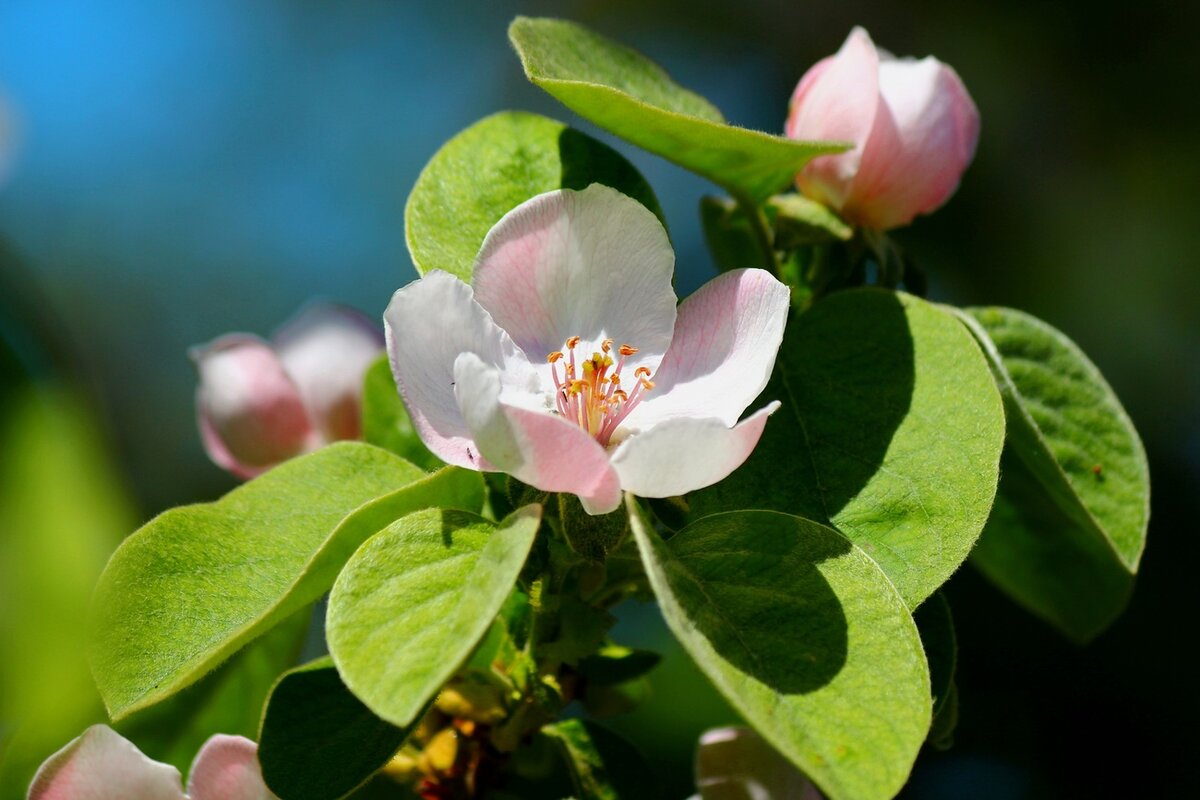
385, 184, 789, 515
192, 303, 384, 479
785, 27, 980, 231
28, 725, 275, 800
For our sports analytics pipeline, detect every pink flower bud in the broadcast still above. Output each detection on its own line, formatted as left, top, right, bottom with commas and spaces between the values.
785, 27, 980, 230
192, 304, 383, 479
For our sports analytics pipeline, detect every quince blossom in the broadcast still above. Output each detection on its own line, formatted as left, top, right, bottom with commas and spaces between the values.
385, 184, 788, 515
785, 27, 980, 230
27, 725, 276, 800
191, 303, 383, 479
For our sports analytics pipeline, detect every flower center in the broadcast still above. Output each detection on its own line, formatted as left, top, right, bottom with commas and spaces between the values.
547, 336, 654, 447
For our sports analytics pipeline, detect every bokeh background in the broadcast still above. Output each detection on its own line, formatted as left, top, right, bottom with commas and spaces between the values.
2, 1, 1197, 797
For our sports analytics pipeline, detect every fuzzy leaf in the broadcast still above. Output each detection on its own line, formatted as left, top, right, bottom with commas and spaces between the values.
327, 506, 541, 727
629, 501, 930, 800
91, 444, 484, 719
692, 289, 1005, 607
956, 307, 1148, 639
509, 17, 845, 202
405, 110, 662, 283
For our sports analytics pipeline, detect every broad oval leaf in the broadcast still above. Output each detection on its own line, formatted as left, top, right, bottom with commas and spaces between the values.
692, 289, 1005, 607
509, 17, 846, 202
955, 307, 1148, 640
258, 657, 415, 800
117, 607, 310, 773
405, 110, 662, 282
327, 505, 541, 727
91, 443, 484, 719
628, 502, 930, 800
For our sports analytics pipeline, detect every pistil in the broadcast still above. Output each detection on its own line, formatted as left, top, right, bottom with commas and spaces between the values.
546, 336, 653, 446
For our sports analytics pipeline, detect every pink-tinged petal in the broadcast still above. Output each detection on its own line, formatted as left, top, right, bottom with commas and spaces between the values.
187, 735, 275, 800
696, 727, 824, 800
272, 303, 384, 442
384, 271, 540, 471
28, 725, 185, 800
844, 56, 980, 229
471, 185, 677, 376
454, 352, 622, 514
786, 27, 883, 211
627, 270, 789, 430
611, 403, 780, 499
192, 335, 319, 479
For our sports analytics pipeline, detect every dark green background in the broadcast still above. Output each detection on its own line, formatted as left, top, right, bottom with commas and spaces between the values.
2, 1, 1196, 797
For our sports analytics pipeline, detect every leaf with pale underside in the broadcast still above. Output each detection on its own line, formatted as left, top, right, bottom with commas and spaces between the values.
405, 110, 662, 283
327, 506, 541, 727
509, 17, 846, 203
691, 289, 1005, 608
91, 443, 484, 720
955, 307, 1149, 641
629, 500, 930, 800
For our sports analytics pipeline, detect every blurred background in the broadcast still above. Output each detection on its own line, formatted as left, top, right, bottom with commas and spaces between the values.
1, 1, 1196, 797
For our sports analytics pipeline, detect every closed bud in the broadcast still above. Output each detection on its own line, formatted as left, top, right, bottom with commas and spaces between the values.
785, 27, 980, 230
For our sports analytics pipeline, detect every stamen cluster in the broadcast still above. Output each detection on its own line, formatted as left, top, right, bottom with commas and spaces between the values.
547, 336, 654, 446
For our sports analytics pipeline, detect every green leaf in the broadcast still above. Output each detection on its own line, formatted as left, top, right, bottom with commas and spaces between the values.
543, 719, 660, 800
913, 593, 956, 720
973, 448, 1136, 641
361, 355, 440, 470
509, 17, 846, 202
963, 308, 1149, 569
955, 307, 1147, 640
629, 501, 930, 800
405, 110, 662, 282
768, 194, 853, 248
91, 443, 484, 720
118, 608, 310, 773
327, 505, 541, 727
258, 657, 415, 800
699, 196, 773, 272
691, 289, 1005, 607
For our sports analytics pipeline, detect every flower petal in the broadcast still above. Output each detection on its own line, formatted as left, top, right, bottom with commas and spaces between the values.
611, 402, 780, 499
384, 271, 540, 470
846, 55, 980, 229
28, 725, 185, 800
187, 735, 275, 800
471, 184, 677, 375
272, 303, 384, 442
192, 335, 318, 479
696, 726, 825, 800
627, 269, 789, 429
454, 352, 622, 514
787, 27, 882, 211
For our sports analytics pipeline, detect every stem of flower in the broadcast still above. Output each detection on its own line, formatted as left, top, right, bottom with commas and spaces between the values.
734, 192, 780, 276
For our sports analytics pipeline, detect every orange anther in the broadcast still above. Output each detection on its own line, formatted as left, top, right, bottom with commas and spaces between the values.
634, 366, 651, 378
640, 379, 656, 390
566, 336, 581, 349
547, 351, 564, 363
618, 344, 638, 356
612, 389, 628, 402
601, 338, 614, 352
